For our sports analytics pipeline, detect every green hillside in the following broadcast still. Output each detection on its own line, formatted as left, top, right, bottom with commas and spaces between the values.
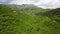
36, 8, 60, 34
0, 4, 60, 34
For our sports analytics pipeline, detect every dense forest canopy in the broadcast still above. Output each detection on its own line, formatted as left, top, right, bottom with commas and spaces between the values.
0, 4, 60, 34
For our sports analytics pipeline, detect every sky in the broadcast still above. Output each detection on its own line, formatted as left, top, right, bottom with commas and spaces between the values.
0, 0, 60, 8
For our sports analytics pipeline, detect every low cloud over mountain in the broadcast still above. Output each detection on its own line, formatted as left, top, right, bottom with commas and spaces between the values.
0, 0, 60, 8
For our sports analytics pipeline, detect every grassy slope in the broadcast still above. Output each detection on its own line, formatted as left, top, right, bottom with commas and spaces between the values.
36, 8, 60, 34
0, 4, 60, 34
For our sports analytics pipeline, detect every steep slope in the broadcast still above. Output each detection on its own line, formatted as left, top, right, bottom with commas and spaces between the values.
0, 4, 50, 34
0, 4, 60, 34
0, 4, 36, 34
37, 8, 60, 22
36, 8, 60, 34
36, 8, 60, 16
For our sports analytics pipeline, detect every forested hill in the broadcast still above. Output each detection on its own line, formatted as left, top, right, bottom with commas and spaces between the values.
0, 4, 60, 34
36, 8, 60, 17
36, 7, 60, 23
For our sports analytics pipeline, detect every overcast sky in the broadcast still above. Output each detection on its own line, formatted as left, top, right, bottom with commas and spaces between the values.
0, 0, 60, 8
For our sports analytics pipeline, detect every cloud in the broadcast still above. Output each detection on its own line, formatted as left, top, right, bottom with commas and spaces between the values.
0, 0, 7, 2
9, 0, 32, 4
9, 0, 60, 8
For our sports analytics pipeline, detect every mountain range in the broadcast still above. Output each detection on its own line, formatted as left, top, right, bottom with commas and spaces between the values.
5, 4, 38, 9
